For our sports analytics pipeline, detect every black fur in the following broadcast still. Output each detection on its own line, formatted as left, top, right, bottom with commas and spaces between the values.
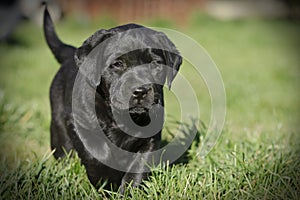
43, 6, 182, 192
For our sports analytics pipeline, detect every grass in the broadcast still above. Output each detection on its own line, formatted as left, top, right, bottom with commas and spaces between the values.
0, 12, 300, 199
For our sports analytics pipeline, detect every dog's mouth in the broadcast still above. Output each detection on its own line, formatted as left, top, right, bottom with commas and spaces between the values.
129, 106, 151, 127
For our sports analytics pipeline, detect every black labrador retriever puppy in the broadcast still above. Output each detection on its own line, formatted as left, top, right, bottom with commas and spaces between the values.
43, 7, 182, 192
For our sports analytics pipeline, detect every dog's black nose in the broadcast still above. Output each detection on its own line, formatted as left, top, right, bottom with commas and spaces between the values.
133, 87, 149, 98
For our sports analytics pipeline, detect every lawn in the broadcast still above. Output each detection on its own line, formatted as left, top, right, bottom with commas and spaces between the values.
0, 12, 299, 199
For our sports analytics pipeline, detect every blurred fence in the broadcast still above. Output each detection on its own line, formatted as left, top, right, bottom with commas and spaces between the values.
57, 0, 300, 22
59, 0, 205, 23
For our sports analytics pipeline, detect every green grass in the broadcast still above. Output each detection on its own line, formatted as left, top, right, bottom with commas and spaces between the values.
0, 13, 299, 199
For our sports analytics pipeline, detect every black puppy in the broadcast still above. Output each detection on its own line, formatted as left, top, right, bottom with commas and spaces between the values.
43, 7, 182, 192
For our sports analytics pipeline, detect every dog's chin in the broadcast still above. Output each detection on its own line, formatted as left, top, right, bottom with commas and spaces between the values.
129, 107, 151, 127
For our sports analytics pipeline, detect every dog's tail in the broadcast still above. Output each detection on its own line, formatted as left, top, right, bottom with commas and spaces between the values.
43, 4, 76, 64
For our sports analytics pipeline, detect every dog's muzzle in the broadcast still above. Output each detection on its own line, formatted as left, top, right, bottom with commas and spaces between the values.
128, 84, 160, 126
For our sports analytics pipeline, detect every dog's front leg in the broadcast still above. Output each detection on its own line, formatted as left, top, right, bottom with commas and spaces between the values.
119, 138, 160, 193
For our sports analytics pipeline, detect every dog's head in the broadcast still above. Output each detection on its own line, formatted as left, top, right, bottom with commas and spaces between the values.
74, 24, 182, 126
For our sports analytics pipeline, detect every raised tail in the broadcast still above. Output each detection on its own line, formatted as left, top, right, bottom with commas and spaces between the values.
43, 5, 76, 64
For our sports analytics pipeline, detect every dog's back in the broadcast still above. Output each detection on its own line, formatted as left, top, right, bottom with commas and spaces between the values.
44, 6, 78, 158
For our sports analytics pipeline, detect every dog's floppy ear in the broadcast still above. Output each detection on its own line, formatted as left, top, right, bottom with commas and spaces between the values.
156, 31, 182, 89
166, 52, 182, 89
74, 29, 114, 67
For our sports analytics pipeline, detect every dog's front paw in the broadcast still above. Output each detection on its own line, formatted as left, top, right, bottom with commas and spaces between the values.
119, 173, 145, 194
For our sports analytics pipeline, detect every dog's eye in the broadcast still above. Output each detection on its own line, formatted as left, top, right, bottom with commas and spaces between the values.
111, 60, 124, 69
